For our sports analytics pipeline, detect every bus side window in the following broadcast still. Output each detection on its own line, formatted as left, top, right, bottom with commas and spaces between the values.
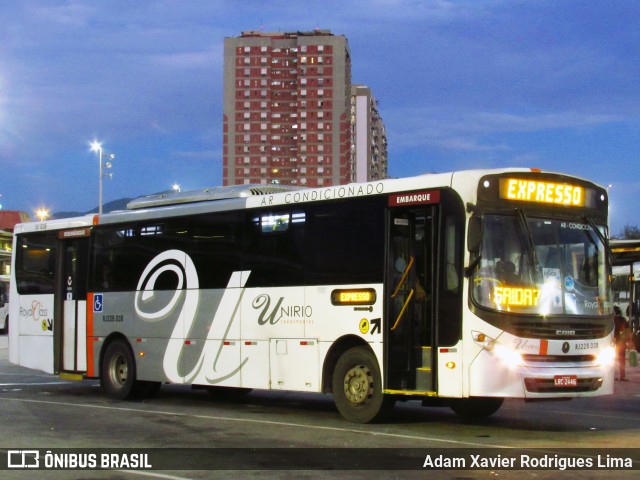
190, 212, 244, 289
242, 209, 305, 287
15, 233, 58, 294
305, 197, 385, 285
444, 216, 459, 292
438, 189, 464, 346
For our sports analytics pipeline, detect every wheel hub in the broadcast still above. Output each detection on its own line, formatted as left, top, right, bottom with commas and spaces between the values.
111, 354, 128, 386
343, 365, 373, 405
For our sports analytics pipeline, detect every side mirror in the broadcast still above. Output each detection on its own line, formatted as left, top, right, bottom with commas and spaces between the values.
467, 215, 482, 254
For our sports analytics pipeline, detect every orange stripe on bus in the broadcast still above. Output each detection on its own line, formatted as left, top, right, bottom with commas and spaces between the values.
539, 339, 548, 356
86, 293, 95, 377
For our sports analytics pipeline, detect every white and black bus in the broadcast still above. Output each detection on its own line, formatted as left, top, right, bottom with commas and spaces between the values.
9, 168, 614, 422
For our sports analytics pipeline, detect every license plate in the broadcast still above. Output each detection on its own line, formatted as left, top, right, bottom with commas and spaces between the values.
554, 375, 578, 387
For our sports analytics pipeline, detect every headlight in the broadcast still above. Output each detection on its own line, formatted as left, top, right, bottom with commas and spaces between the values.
596, 346, 616, 367
472, 331, 523, 368
492, 342, 524, 367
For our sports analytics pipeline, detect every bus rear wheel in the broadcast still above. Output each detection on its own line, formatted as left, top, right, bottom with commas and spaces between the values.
449, 397, 503, 419
101, 340, 137, 400
332, 346, 394, 423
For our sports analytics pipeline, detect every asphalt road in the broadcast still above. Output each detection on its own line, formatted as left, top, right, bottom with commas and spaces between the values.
1, 334, 639, 479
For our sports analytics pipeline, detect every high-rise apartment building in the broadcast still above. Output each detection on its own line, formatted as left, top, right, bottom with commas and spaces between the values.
351, 85, 388, 183
223, 29, 353, 188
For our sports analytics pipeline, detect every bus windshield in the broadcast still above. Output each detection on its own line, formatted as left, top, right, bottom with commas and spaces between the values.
471, 214, 611, 316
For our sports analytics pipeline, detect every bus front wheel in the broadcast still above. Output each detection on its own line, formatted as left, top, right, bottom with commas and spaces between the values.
332, 346, 394, 423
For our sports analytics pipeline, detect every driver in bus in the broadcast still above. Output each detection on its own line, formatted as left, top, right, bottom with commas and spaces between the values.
496, 260, 520, 286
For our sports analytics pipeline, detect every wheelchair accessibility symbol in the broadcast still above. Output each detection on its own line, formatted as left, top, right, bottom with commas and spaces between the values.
93, 294, 104, 313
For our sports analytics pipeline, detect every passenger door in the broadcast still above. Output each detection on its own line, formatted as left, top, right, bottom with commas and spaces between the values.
386, 192, 439, 393
55, 230, 90, 373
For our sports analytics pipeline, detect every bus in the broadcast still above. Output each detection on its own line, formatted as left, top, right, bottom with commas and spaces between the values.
612, 259, 640, 349
0, 275, 9, 334
9, 168, 615, 423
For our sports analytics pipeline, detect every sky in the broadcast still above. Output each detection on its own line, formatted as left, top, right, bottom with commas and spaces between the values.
1, 0, 639, 235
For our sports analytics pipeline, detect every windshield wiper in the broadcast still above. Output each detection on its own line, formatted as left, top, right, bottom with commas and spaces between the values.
516, 208, 539, 272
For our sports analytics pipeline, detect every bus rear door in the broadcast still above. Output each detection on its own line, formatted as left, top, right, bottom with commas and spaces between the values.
55, 229, 90, 375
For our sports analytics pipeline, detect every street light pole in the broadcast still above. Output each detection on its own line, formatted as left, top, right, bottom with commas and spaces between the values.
90, 141, 114, 215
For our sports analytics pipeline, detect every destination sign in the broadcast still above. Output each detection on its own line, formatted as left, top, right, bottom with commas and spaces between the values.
331, 288, 377, 306
499, 178, 585, 207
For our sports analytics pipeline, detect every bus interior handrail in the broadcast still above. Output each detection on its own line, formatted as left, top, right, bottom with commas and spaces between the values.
391, 256, 414, 299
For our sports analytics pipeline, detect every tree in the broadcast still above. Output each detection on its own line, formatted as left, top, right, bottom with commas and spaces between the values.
621, 224, 640, 239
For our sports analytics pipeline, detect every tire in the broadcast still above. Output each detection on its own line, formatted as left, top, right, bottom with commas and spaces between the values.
332, 346, 395, 423
101, 340, 137, 400
449, 397, 504, 419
